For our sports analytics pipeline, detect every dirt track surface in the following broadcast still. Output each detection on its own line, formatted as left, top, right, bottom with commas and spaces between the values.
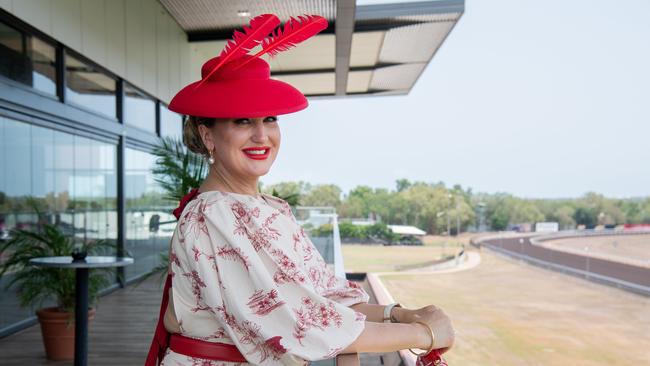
539, 234, 650, 268
481, 236, 650, 289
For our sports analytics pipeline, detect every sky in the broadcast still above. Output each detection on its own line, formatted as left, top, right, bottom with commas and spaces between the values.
262, 0, 650, 199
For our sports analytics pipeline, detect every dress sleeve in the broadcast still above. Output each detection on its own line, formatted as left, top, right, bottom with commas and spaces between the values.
178, 196, 367, 366
295, 227, 370, 307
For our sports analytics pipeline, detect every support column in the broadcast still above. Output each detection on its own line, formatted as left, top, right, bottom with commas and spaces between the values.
116, 80, 126, 287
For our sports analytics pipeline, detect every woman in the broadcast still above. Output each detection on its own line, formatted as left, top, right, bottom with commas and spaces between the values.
146, 13, 455, 366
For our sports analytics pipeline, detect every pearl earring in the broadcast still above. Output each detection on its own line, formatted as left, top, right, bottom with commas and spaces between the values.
207, 149, 215, 165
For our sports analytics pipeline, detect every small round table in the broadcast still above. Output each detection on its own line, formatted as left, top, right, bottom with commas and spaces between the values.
29, 256, 134, 366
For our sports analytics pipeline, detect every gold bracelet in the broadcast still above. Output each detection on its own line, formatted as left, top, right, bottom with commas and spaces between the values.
408, 321, 435, 356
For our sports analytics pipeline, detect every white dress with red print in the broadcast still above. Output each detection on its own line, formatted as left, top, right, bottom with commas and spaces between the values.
160, 190, 369, 366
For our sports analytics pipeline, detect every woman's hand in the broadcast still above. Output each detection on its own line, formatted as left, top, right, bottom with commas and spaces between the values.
396, 305, 436, 323
396, 304, 445, 323
411, 305, 455, 353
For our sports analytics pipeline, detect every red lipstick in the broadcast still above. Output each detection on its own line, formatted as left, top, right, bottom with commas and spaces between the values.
242, 146, 271, 160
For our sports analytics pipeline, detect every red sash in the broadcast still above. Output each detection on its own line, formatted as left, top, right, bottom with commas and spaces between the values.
144, 188, 247, 365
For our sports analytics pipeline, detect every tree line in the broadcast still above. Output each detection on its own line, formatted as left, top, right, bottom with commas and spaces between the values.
261, 179, 650, 234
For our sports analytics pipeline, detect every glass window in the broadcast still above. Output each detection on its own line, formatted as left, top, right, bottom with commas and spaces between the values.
0, 21, 57, 95
31, 125, 55, 207
65, 52, 116, 118
0, 116, 117, 333
124, 148, 176, 280
72, 135, 117, 244
124, 82, 156, 132
160, 104, 183, 139
2, 117, 31, 197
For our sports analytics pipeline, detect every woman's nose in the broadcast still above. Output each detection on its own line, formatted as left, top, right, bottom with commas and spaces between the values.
251, 120, 269, 142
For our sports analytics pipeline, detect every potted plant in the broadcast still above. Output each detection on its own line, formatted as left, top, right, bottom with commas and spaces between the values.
0, 201, 115, 360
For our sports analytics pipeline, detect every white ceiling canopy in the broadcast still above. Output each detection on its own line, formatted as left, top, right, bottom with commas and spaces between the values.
158, 0, 464, 97
159, 0, 337, 32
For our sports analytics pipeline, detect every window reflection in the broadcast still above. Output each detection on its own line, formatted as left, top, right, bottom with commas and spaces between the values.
65, 52, 116, 118
0, 116, 117, 331
0, 21, 56, 95
160, 104, 183, 139
124, 82, 155, 132
124, 148, 175, 280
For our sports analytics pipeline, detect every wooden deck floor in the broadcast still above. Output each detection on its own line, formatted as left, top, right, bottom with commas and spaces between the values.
0, 274, 390, 366
0, 274, 164, 365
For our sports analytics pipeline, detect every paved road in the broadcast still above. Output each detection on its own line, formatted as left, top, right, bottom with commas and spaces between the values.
480, 236, 650, 292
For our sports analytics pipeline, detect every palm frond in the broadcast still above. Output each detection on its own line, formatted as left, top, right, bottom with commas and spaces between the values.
135, 135, 209, 287
151, 136, 209, 202
271, 188, 301, 206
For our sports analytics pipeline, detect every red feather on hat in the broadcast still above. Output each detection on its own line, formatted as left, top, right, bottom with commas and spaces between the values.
194, 13, 281, 89
231, 14, 328, 71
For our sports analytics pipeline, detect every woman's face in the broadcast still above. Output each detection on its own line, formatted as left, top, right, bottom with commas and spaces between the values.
202, 116, 281, 180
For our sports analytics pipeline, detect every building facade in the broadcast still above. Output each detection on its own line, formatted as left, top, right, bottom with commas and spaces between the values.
0, 0, 463, 337
0, 1, 190, 336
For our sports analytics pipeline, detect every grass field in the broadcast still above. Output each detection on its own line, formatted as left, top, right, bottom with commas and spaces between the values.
376, 249, 650, 366
341, 242, 463, 272
421, 233, 475, 247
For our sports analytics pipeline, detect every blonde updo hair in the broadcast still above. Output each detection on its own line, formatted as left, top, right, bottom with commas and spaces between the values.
182, 115, 217, 156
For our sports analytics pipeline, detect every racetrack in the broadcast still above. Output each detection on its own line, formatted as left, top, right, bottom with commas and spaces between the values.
537, 234, 650, 268
479, 234, 650, 295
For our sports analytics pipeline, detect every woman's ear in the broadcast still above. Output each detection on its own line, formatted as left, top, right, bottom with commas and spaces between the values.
197, 123, 215, 153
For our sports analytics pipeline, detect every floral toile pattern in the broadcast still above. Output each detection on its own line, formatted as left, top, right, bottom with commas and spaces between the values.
162, 191, 369, 366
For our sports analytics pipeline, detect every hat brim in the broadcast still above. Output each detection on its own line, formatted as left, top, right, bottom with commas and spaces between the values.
168, 78, 308, 118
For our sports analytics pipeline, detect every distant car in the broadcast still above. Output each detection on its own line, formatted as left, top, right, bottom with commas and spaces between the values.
393, 236, 423, 246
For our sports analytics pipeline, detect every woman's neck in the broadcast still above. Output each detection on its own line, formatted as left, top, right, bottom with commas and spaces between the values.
200, 164, 259, 196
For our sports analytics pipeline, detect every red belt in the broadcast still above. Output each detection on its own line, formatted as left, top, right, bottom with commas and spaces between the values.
169, 333, 247, 363
144, 272, 248, 365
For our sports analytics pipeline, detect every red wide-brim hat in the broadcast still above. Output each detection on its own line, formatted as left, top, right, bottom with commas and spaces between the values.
169, 55, 308, 118
168, 14, 328, 119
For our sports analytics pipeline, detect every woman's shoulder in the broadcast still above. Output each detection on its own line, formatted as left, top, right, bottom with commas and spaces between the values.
259, 192, 295, 220
178, 190, 282, 222
180, 190, 242, 219
176, 190, 296, 236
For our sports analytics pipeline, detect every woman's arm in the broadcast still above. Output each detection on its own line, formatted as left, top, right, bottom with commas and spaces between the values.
350, 302, 410, 323
341, 306, 454, 355
338, 321, 430, 354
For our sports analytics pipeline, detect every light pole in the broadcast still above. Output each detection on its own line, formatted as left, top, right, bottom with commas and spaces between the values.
447, 193, 452, 237
475, 201, 486, 232
455, 196, 460, 237
437, 211, 447, 256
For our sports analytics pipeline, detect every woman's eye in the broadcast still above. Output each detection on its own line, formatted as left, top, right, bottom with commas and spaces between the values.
234, 117, 276, 125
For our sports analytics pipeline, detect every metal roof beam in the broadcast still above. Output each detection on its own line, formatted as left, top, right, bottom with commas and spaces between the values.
269, 62, 402, 76
335, 0, 356, 96
355, 0, 464, 19
187, 20, 433, 42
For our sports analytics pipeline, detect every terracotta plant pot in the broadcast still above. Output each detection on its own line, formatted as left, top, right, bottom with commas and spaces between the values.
36, 306, 96, 361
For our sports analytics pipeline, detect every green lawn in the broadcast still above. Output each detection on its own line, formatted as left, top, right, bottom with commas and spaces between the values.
341, 243, 462, 272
